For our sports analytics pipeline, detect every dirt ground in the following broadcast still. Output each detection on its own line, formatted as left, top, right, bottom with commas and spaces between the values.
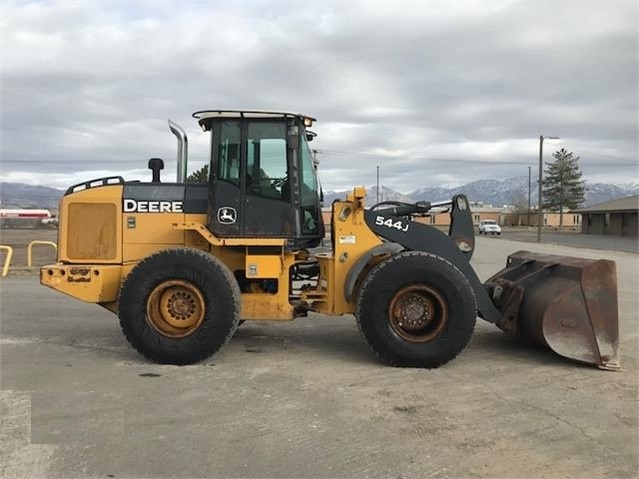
0, 228, 58, 271
1, 234, 637, 478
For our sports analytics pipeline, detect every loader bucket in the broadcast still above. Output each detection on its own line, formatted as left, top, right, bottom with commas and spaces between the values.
485, 251, 619, 370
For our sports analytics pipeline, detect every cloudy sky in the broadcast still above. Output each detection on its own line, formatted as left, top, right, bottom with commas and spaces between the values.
1, 0, 637, 193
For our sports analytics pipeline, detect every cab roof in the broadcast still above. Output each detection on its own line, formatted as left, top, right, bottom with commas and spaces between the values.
192, 109, 316, 131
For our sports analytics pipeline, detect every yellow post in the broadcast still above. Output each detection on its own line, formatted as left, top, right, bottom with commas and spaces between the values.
0, 245, 13, 277
27, 241, 57, 267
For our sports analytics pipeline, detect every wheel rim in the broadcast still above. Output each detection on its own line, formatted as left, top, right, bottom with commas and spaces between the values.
388, 284, 449, 343
146, 280, 206, 338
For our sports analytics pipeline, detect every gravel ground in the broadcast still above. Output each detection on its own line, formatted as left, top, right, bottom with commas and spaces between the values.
1, 235, 637, 478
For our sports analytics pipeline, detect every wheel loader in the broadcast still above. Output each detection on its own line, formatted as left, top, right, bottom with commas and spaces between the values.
40, 110, 620, 369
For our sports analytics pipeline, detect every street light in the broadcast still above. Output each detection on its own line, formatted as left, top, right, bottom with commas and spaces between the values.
376, 165, 380, 204
537, 135, 560, 242
527, 166, 531, 227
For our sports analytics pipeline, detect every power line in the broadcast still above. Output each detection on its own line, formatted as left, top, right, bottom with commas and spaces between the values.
543, 142, 637, 165
320, 148, 637, 167
320, 149, 533, 165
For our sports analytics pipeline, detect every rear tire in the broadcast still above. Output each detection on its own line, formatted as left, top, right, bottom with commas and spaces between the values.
119, 248, 241, 365
356, 251, 476, 368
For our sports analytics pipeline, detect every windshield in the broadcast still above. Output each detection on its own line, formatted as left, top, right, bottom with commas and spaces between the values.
299, 134, 320, 235
299, 135, 318, 207
482, 220, 497, 225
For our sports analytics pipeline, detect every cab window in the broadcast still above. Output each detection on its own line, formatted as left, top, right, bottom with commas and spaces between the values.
246, 122, 288, 200
299, 136, 319, 234
217, 121, 241, 185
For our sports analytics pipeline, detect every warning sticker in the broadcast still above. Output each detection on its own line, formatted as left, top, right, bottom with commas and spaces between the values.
339, 235, 356, 244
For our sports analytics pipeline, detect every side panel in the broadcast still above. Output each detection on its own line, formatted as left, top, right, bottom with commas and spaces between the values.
58, 185, 123, 264
313, 200, 383, 315
241, 253, 297, 320
67, 203, 117, 260
121, 184, 207, 262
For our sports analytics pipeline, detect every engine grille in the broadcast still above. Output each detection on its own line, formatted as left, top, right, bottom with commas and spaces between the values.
66, 203, 117, 260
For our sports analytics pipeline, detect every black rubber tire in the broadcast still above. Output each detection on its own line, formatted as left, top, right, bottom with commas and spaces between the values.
119, 248, 241, 365
356, 251, 476, 368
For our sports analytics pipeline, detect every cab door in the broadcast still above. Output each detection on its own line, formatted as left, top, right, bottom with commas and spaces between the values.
243, 121, 295, 238
208, 119, 294, 239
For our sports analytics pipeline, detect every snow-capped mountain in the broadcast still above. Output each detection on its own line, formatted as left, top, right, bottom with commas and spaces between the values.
0, 182, 64, 210
324, 177, 639, 208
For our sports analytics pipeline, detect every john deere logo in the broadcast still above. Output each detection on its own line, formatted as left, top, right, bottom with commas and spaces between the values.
123, 199, 183, 213
218, 207, 237, 225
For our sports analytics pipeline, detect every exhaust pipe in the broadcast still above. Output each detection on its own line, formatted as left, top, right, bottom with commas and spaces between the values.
168, 120, 188, 183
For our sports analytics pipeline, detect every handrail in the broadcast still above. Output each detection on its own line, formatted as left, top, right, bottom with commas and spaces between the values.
27, 241, 57, 267
0, 245, 13, 277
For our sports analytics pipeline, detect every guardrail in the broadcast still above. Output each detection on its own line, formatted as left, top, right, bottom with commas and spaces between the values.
0, 245, 13, 277
27, 241, 57, 267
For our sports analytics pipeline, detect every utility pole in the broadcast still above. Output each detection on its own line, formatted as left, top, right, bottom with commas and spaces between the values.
537, 135, 560, 242
527, 166, 531, 227
376, 165, 380, 204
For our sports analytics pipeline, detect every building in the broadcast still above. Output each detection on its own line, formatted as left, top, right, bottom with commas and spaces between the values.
575, 195, 639, 237
505, 210, 582, 230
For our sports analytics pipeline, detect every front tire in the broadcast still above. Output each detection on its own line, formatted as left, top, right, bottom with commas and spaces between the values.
356, 251, 476, 368
119, 248, 241, 365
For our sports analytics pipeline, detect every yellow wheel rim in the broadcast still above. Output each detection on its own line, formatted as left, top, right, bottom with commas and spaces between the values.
146, 280, 206, 338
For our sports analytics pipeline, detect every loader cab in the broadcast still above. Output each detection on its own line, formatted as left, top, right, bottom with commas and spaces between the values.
193, 110, 323, 249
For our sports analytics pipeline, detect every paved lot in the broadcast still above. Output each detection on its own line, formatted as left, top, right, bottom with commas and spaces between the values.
489, 229, 638, 254
1, 237, 637, 478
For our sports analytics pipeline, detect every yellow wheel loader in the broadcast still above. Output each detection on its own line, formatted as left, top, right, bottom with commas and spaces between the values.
41, 110, 619, 369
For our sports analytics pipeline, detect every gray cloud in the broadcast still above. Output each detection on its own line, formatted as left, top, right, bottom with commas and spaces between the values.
1, 0, 637, 192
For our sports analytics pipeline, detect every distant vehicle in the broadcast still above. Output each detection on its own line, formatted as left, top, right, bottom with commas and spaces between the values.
41, 216, 59, 227
0, 209, 52, 228
478, 219, 501, 235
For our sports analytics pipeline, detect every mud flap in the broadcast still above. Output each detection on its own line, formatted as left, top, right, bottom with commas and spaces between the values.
485, 251, 619, 370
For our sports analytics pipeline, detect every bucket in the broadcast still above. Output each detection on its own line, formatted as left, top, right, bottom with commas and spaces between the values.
485, 251, 619, 370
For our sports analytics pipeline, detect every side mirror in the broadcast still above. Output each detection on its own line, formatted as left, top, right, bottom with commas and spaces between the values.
287, 126, 299, 149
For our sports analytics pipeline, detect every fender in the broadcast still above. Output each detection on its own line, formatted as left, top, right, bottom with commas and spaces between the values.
343, 242, 404, 303
363, 205, 501, 324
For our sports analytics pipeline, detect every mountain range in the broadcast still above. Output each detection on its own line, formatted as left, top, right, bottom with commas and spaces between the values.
1, 177, 638, 211
0, 182, 64, 210
324, 177, 639, 209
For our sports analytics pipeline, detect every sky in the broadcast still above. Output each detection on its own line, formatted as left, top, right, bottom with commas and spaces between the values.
1, 0, 637, 193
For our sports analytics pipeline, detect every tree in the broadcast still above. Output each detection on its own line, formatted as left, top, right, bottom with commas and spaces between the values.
542, 148, 585, 228
509, 189, 529, 226
186, 164, 209, 183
